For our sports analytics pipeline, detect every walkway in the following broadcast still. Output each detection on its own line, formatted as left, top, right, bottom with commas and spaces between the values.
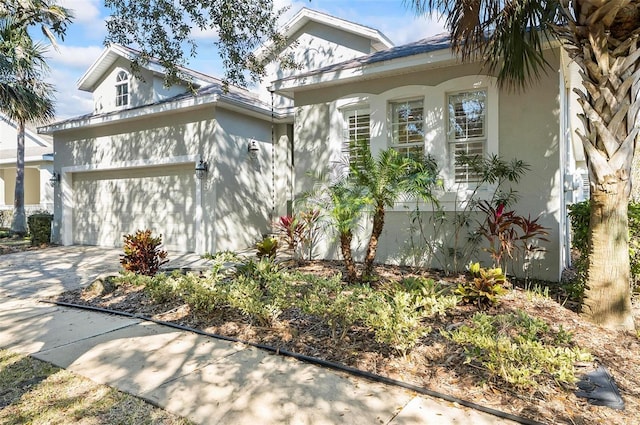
0, 246, 519, 424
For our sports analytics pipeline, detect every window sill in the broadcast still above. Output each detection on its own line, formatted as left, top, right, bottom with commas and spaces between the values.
389, 185, 495, 212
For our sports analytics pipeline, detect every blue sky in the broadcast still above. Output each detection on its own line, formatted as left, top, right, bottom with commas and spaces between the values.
46, 0, 446, 119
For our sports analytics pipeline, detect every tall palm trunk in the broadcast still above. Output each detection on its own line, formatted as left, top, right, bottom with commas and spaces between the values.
585, 185, 635, 329
11, 120, 27, 236
363, 203, 385, 277
561, 1, 639, 330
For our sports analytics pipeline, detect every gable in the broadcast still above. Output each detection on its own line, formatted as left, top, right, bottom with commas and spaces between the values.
90, 57, 191, 114
77, 45, 215, 115
260, 8, 393, 107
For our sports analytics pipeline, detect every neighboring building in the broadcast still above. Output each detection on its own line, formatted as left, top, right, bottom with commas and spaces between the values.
0, 113, 55, 226
40, 8, 589, 281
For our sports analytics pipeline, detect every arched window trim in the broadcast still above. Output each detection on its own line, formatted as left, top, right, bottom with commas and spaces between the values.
115, 70, 129, 107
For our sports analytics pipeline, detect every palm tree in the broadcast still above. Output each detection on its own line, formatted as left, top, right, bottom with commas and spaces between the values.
408, 0, 638, 330
326, 181, 367, 283
0, 1, 71, 236
350, 143, 440, 278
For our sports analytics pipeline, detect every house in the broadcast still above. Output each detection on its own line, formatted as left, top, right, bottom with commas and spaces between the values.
0, 113, 55, 227
271, 31, 590, 282
38, 8, 392, 253
40, 8, 587, 282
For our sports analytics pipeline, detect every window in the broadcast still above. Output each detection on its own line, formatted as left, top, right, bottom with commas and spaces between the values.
115, 71, 129, 107
390, 99, 424, 158
448, 90, 487, 183
343, 108, 370, 167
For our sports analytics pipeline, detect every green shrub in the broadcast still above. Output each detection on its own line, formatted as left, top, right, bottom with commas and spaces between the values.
226, 275, 282, 325
361, 291, 431, 356
568, 201, 640, 296
144, 273, 178, 303
300, 281, 369, 340
455, 262, 507, 307
176, 272, 223, 314
27, 213, 53, 245
120, 229, 169, 276
397, 277, 458, 317
256, 236, 279, 259
445, 310, 592, 389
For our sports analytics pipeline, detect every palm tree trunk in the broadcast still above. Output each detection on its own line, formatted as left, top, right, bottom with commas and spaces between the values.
11, 120, 27, 236
340, 231, 358, 282
584, 184, 635, 329
559, 3, 639, 330
364, 204, 385, 277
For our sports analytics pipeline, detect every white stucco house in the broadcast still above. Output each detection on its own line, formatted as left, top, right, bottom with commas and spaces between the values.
40, 8, 589, 281
0, 113, 55, 226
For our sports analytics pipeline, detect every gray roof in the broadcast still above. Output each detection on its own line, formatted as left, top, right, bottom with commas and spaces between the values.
279, 33, 452, 82
40, 81, 281, 133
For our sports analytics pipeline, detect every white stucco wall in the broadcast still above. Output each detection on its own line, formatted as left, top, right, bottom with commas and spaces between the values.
261, 20, 384, 108
91, 58, 190, 114
50, 103, 292, 254
289, 55, 563, 281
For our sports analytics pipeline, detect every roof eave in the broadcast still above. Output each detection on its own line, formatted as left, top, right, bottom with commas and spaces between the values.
39, 93, 290, 134
254, 8, 394, 60
272, 47, 457, 98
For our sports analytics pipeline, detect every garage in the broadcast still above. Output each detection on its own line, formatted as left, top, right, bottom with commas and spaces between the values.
72, 164, 196, 252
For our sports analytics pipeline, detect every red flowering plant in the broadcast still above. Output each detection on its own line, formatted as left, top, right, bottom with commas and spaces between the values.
275, 215, 305, 249
476, 201, 549, 275
275, 210, 322, 260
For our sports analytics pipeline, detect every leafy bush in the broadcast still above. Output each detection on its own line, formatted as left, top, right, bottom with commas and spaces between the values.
404, 154, 532, 274
176, 272, 223, 314
255, 236, 279, 259
27, 213, 53, 245
120, 229, 169, 276
455, 262, 507, 307
445, 310, 592, 389
476, 201, 549, 274
568, 200, 640, 296
300, 280, 366, 340
226, 275, 282, 325
397, 277, 458, 317
361, 291, 431, 356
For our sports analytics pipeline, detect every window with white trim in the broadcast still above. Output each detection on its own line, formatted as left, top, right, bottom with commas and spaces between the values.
390, 99, 424, 158
448, 89, 486, 183
115, 71, 129, 107
343, 108, 370, 167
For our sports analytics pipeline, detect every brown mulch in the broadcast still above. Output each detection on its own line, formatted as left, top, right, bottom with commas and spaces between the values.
52, 261, 640, 425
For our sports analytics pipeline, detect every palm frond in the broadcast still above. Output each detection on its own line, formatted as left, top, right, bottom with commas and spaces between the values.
406, 0, 564, 91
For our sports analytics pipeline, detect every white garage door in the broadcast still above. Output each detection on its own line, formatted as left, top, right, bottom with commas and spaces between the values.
72, 164, 196, 252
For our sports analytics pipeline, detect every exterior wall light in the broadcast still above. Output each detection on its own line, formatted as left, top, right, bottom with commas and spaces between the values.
195, 159, 208, 179
49, 172, 60, 187
248, 140, 259, 158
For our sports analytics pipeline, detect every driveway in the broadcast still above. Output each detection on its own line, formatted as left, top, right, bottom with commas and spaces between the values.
0, 245, 207, 299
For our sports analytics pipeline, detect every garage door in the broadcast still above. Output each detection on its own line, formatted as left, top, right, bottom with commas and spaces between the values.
72, 164, 196, 252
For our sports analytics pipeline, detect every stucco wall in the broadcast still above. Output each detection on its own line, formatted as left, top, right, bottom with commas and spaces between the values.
51, 104, 288, 254
262, 21, 380, 108
291, 54, 563, 281
92, 58, 190, 114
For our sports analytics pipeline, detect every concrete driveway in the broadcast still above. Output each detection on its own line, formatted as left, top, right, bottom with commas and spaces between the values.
0, 245, 207, 299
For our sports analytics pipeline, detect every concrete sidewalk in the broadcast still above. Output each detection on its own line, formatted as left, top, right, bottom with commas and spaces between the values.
0, 247, 519, 425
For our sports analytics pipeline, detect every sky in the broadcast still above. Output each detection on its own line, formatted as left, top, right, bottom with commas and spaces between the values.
45, 0, 447, 119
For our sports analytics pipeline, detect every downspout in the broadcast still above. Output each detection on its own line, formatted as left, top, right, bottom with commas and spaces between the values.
559, 52, 572, 273
270, 89, 276, 226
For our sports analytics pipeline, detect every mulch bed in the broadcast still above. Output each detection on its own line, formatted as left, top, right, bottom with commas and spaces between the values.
52, 261, 640, 425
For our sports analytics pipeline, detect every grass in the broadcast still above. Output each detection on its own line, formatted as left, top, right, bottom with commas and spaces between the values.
0, 349, 192, 425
